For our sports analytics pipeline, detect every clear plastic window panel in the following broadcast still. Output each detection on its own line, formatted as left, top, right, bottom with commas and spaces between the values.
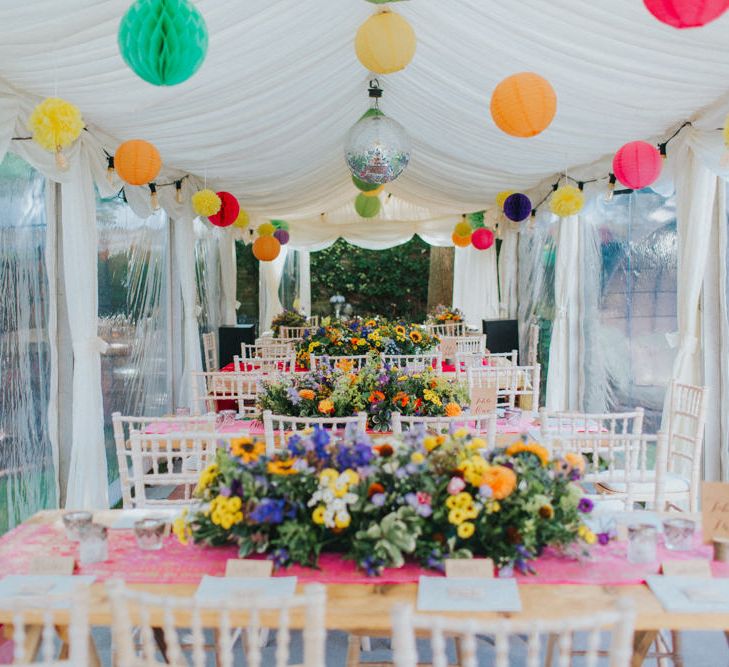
97, 194, 172, 502
0, 153, 55, 531
581, 189, 677, 430
195, 222, 222, 335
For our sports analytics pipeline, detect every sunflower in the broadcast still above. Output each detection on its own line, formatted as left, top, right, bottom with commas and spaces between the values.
374, 443, 394, 457
298, 389, 316, 401
505, 441, 550, 467
365, 319, 377, 327
394, 325, 406, 336
267, 458, 300, 476
230, 437, 265, 463
409, 330, 423, 343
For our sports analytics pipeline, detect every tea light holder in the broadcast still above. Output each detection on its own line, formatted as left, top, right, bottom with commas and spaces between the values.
627, 524, 658, 564
133, 517, 167, 551
78, 523, 109, 565
662, 517, 695, 551
62, 511, 93, 541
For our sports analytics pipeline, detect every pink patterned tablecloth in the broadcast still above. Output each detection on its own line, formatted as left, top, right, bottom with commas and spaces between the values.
1, 521, 728, 586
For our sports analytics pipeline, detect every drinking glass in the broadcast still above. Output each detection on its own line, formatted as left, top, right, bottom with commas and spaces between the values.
663, 518, 695, 551
627, 524, 658, 564
133, 518, 167, 551
62, 511, 93, 541
78, 523, 109, 564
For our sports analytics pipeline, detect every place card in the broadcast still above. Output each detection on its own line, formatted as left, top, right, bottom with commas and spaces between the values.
417, 576, 521, 612
29, 556, 75, 575
470, 384, 497, 414
445, 558, 494, 579
0, 575, 96, 608
195, 575, 297, 603
647, 576, 729, 613
225, 559, 273, 578
661, 560, 711, 578
701, 482, 729, 542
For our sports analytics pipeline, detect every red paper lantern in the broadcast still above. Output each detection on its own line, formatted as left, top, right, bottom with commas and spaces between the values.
612, 141, 662, 190
471, 227, 494, 250
208, 191, 239, 227
643, 0, 729, 28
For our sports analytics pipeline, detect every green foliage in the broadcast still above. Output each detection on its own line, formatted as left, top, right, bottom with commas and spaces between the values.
236, 241, 259, 322
311, 237, 430, 321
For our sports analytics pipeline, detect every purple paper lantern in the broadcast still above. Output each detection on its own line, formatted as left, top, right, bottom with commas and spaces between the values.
503, 193, 532, 222
273, 228, 290, 245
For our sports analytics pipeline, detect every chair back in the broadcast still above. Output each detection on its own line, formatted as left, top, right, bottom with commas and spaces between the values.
391, 412, 496, 447
128, 430, 222, 508
233, 353, 296, 375
107, 580, 326, 667
454, 350, 518, 379
539, 408, 645, 444
665, 380, 707, 511
426, 322, 467, 337
202, 331, 219, 372
112, 412, 216, 508
382, 352, 442, 372
310, 354, 374, 372
262, 410, 368, 455
241, 342, 295, 360
191, 371, 262, 417
467, 364, 540, 409
307, 315, 320, 327
390, 600, 635, 667
279, 325, 311, 339
1, 586, 90, 667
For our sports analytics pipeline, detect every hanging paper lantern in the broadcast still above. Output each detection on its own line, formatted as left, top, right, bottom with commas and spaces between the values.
253, 235, 281, 262
208, 191, 239, 227
490, 73, 557, 138
118, 0, 208, 86
192, 189, 221, 216
257, 222, 275, 236
643, 0, 729, 28
612, 141, 662, 190
355, 10, 416, 74
274, 229, 290, 245
362, 184, 385, 198
232, 208, 249, 229
271, 219, 290, 231
471, 227, 495, 250
352, 174, 381, 192
27, 97, 84, 167
345, 110, 411, 185
114, 139, 161, 185
355, 193, 381, 218
467, 211, 485, 229
503, 193, 532, 222
550, 185, 584, 217
452, 232, 471, 248
454, 220, 472, 237
495, 190, 514, 209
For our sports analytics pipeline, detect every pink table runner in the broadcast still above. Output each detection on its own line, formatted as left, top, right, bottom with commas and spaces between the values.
2, 521, 728, 586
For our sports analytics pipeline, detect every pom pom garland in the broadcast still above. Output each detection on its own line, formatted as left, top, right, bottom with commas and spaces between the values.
452, 232, 471, 248
643, 0, 729, 28
550, 185, 584, 218
28, 97, 84, 167
192, 189, 221, 217
273, 229, 290, 245
496, 190, 514, 209
232, 209, 249, 229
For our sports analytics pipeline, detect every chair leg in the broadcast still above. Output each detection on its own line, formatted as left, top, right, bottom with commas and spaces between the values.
346, 633, 362, 667
544, 633, 557, 667
360, 636, 372, 652
670, 631, 684, 667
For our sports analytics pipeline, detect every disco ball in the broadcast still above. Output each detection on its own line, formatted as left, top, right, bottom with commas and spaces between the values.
344, 112, 411, 185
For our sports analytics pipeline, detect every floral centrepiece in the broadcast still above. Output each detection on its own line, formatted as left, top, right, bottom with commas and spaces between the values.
296, 317, 438, 368
179, 429, 596, 574
427, 304, 464, 325
257, 357, 468, 431
271, 309, 307, 337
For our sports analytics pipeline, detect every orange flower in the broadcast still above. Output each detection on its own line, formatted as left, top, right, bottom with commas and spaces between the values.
267, 458, 299, 476
369, 391, 385, 404
318, 399, 334, 414
230, 437, 265, 464
479, 465, 517, 500
298, 389, 315, 401
374, 443, 394, 457
444, 402, 462, 417
336, 358, 354, 372
368, 482, 385, 498
506, 441, 550, 467
393, 391, 409, 408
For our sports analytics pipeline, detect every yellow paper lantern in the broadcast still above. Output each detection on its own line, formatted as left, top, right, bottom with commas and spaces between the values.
361, 184, 384, 198
550, 185, 584, 218
490, 72, 557, 138
28, 97, 84, 152
452, 232, 471, 248
355, 10, 416, 74
192, 189, 221, 216
495, 190, 514, 209
454, 221, 472, 237
257, 222, 275, 236
232, 208, 249, 229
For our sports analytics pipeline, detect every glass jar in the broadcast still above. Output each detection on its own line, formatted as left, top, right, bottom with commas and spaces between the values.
662, 517, 695, 551
78, 523, 109, 565
62, 511, 93, 541
133, 517, 167, 551
627, 524, 658, 564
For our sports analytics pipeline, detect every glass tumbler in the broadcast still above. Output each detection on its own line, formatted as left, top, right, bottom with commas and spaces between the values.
62, 511, 93, 541
663, 518, 695, 551
627, 524, 658, 564
78, 523, 109, 565
133, 518, 167, 551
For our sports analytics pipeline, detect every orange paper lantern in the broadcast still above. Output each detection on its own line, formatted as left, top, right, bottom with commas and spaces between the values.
253, 235, 281, 262
490, 73, 557, 138
452, 232, 471, 248
115, 139, 162, 185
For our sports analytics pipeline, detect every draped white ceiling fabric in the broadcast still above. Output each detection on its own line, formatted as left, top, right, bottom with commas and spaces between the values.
3, 0, 729, 246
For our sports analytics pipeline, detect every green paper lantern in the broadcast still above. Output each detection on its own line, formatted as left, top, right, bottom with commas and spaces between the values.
355, 193, 381, 218
271, 219, 290, 231
118, 0, 208, 86
352, 174, 381, 192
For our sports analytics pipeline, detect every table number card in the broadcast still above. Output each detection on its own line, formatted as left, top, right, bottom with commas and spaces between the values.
470, 384, 497, 414
661, 560, 712, 578
225, 559, 273, 578
29, 556, 75, 576
445, 558, 494, 579
701, 482, 729, 542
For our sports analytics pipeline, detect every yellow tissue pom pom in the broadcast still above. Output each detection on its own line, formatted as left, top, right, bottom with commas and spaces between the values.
233, 208, 249, 229
192, 189, 222, 216
257, 222, 275, 237
454, 221, 471, 237
496, 190, 514, 209
28, 97, 84, 152
550, 185, 584, 218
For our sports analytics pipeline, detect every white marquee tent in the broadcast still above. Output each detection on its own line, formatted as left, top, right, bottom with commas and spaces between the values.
1, 0, 729, 515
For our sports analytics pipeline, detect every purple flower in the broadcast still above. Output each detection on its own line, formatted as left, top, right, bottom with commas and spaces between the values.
597, 532, 611, 546
578, 498, 594, 514
287, 434, 305, 456
312, 426, 331, 459
249, 499, 294, 525
478, 484, 493, 499
371, 493, 386, 507
427, 551, 445, 573
287, 387, 302, 406
404, 492, 432, 518
269, 548, 289, 571
218, 486, 232, 497
362, 555, 384, 577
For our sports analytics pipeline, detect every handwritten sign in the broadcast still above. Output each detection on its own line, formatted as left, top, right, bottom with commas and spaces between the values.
225, 559, 273, 578
445, 558, 494, 579
661, 560, 712, 578
701, 482, 729, 542
29, 556, 75, 576
470, 384, 497, 414
440, 338, 457, 361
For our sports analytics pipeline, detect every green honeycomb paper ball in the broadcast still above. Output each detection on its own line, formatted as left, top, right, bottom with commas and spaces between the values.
119, 0, 208, 86
355, 193, 381, 218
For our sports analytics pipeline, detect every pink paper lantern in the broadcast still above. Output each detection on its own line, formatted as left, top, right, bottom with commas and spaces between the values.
471, 227, 494, 250
208, 191, 240, 227
612, 141, 662, 190
643, 0, 729, 28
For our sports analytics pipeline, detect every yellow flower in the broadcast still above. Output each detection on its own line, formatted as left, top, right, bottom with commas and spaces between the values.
448, 508, 466, 526
445, 403, 462, 418
365, 319, 377, 327
335, 358, 354, 372
410, 330, 423, 343
485, 500, 501, 514
308, 341, 321, 352
230, 437, 265, 463
342, 469, 360, 486
464, 506, 479, 520
445, 496, 459, 510
423, 436, 439, 452
335, 512, 351, 529
195, 463, 219, 495
470, 437, 486, 449
320, 468, 339, 485
457, 522, 475, 539
423, 389, 442, 407
578, 526, 597, 545
267, 458, 299, 475
395, 325, 406, 336
411, 452, 425, 464
172, 509, 190, 545
453, 427, 469, 438
506, 441, 550, 467
312, 506, 326, 525
318, 399, 334, 414
367, 331, 380, 342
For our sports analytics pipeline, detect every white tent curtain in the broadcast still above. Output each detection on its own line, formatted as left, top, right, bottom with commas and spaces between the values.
298, 249, 312, 316
545, 214, 581, 412
218, 231, 237, 326
498, 223, 519, 319
259, 246, 289, 332
452, 245, 499, 327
